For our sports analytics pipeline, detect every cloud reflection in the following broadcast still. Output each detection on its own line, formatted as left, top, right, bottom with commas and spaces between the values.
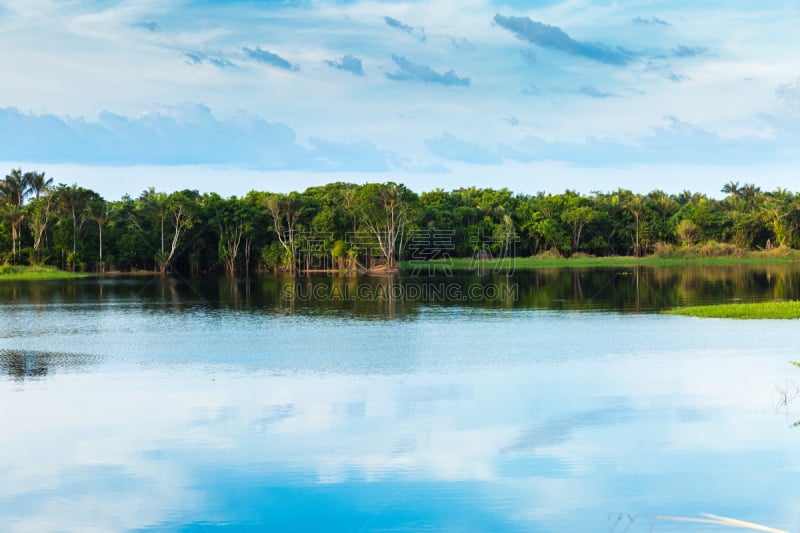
1, 346, 799, 531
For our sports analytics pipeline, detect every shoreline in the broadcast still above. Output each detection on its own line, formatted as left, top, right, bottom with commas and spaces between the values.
2, 251, 799, 281
664, 301, 800, 319
401, 252, 800, 271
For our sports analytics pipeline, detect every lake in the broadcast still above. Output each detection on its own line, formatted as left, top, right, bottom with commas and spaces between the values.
2, 266, 800, 532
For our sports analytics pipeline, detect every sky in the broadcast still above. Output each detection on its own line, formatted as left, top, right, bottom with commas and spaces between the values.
1, 0, 799, 200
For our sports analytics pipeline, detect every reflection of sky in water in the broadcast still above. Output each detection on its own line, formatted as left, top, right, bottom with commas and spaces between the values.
2, 306, 800, 531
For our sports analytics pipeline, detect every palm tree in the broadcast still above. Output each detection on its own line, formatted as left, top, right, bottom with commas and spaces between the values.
28, 193, 54, 264
24, 171, 53, 200
676, 189, 702, 206
0, 201, 15, 261
86, 195, 112, 272
740, 183, 762, 207
55, 184, 91, 270
624, 194, 646, 256
139, 187, 170, 256
3, 169, 31, 206
721, 181, 741, 197
649, 190, 677, 242
1, 169, 32, 262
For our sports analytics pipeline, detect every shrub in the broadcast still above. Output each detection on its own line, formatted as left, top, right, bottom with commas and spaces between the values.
260, 242, 284, 271
653, 242, 676, 258
676, 219, 699, 246
696, 241, 741, 257
331, 240, 349, 259
654, 241, 745, 259
534, 248, 562, 260
758, 245, 800, 260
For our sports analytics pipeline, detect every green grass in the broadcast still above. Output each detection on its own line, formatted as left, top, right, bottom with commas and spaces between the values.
0, 264, 91, 281
402, 254, 799, 271
663, 301, 800, 319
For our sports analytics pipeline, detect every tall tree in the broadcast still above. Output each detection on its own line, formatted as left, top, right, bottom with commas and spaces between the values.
740, 183, 762, 206
28, 193, 54, 264
354, 182, 415, 271
210, 195, 252, 277
721, 181, 741, 197
86, 195, 113, 272
24, 171, 53, 200
139, 187, 170, 257
624, 194, 647, 256
649, 191, 677, 243
54, 184, 91, 270
0, 169, 32, 263
264, 192, 304, 275
157, 191, 195, 274
762, 189, 799, 247
561, 204, 600, 254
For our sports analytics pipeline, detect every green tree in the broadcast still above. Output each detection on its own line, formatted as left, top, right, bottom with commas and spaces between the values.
721, 181, 741, 196
264, 191, 305, 275
209, 194, 257, 277
54, 184, 92, 270
623, 194, 646, 256
676, 219, 699, 246
24, 171, 53, 200
354, 182, 416, 271
648, 190, 677, 243
86, 194, 113, 272
761, 188, 799, 247
27, 192, 54, 264
158, 191, 196, 274
561, 203, 600, 254
139, 187, 170, 258
0, 169, 32, 263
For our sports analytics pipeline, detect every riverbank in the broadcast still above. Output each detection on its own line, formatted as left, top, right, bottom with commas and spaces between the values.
0, 265, 91, 281
664, 301, 800, 319
402, 249, 800, 271
4, 248, 799, 281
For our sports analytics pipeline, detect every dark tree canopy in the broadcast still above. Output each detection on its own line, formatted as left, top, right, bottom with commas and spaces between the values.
0, 168, 797, 275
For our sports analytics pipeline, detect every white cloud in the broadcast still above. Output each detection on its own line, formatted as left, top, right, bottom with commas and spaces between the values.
0, 0, 798, 194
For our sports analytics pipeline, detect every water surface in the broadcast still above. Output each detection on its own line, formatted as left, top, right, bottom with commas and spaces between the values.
1, 267, 799, 532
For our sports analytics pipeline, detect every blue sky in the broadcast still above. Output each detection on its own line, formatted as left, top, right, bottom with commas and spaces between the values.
1, 0, 799, 199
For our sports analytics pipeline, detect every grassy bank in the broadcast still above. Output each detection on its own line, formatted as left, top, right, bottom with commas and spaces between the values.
0, 265, 91, 281
402, 251, 799, 271
664, 301, 800, 319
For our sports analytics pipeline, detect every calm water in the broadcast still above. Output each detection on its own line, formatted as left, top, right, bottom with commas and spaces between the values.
2, 267, 800, 532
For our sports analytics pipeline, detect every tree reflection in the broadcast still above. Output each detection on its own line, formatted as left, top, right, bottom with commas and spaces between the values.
1, 264, 800, 318
0, 349, 99, 381
0, 350, 49, 379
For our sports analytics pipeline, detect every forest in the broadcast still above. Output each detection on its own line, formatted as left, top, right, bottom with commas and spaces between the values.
1, 168, 799, 275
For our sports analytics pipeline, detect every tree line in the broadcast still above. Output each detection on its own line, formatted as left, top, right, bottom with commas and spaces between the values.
1, 169, 798, 275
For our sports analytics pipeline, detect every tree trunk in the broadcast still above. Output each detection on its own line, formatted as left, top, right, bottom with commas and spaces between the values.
72, 210, 78, 271
244, 237, 251, 277
159, 206, 186, 275
98, 224, 103, 273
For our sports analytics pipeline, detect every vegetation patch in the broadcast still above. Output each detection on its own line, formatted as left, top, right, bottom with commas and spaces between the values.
663, 301, 800, 319
0, 264, 90, 281
3, 169, 800, 276
654, 242, 800, 260
405, 250, 799, 271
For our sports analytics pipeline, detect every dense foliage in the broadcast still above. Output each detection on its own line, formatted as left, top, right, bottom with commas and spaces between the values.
664, 301, 800, 319
1, 169, 798, 275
